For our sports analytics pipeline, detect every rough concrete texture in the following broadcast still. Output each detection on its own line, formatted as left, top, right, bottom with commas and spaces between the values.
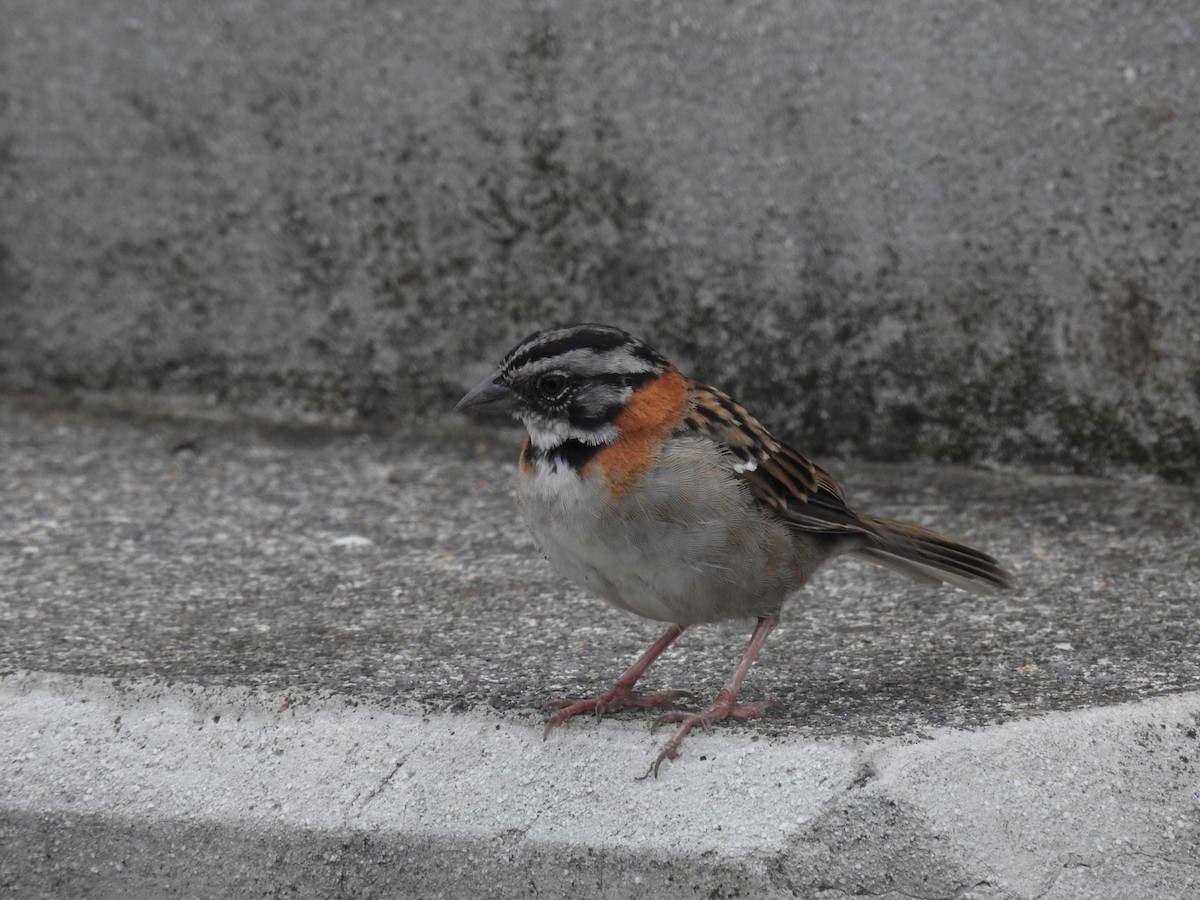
2, 397, 1200, 897
4, 396, 1200, 730
2, 1, 1200, 481
3, 674, 1198, 899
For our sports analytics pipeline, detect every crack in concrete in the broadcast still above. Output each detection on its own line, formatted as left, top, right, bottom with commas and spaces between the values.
350, 754, 410, 813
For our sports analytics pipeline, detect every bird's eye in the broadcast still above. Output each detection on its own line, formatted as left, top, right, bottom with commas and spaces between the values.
536, 372, 569, 400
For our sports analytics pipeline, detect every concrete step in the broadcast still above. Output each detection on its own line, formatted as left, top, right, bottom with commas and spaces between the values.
3, 672, 1198, 899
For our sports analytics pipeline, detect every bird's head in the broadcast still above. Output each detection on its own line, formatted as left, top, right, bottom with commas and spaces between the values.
455, 323, 671, 450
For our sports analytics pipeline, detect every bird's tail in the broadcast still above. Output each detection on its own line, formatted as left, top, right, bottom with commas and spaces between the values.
852, 515, 1014, 595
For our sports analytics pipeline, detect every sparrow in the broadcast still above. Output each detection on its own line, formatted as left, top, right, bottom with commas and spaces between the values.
456, 323, 1013, 776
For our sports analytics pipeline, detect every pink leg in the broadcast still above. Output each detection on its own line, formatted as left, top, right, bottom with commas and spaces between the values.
543, 623, 692, 739
645, 614, 780, 778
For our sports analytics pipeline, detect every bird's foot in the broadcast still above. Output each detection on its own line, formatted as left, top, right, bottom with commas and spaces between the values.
641, 692, 769, 778
543, 685, 694, 739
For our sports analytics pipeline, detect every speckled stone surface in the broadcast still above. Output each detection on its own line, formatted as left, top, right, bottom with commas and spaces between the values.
3, 396, 1199, 898
2, 395, 1198, 735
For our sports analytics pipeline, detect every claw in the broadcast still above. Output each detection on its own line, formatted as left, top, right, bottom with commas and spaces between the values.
650, 710, 686, 732
541, 623, 691, 741
651, 746, 676, 778
542, 687, 693, 739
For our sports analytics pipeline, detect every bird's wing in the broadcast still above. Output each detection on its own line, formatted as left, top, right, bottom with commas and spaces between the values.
683, 382, 872, 535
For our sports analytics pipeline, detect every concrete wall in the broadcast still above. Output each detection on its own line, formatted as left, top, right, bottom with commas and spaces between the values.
2, 0, 1198, 480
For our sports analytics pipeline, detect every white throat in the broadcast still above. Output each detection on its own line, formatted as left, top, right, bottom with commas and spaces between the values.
520, 413, 618, 450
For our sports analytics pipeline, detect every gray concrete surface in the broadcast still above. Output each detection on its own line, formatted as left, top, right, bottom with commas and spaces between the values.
3, 674, 1198, 899
2, 395, 1200, 897
3, 1, 1200, 482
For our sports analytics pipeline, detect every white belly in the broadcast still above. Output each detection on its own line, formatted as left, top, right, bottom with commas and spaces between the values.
515, 438, 805, 624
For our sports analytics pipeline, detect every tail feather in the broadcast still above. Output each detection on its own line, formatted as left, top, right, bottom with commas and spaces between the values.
852, 515, 1014, 595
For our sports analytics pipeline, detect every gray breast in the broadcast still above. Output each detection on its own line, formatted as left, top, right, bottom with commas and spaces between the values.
516, 437, 810, 624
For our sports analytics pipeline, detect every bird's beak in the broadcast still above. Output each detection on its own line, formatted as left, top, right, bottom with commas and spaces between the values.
453, 368, 515, 412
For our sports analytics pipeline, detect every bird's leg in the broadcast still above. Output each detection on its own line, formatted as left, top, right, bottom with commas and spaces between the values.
645, 613, 780, 778
543, 623, 692, 738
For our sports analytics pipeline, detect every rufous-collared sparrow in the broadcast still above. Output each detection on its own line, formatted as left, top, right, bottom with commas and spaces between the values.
456, 323, 1013, 776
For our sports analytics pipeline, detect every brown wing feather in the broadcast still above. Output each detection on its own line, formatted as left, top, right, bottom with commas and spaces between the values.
685, 382, 871, 536
684, 380, 1014, 594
